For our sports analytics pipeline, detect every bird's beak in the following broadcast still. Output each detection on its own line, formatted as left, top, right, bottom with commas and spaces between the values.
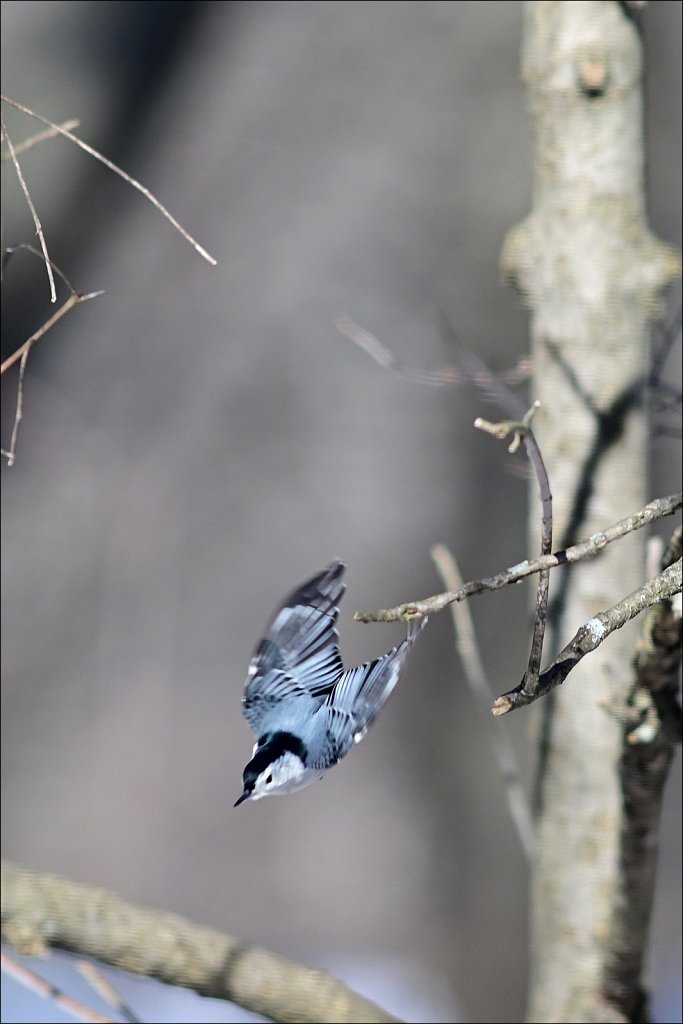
234, 790, 251, 807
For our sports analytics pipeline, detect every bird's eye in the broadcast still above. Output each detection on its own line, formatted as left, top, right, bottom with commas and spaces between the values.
265, 774, 273, 784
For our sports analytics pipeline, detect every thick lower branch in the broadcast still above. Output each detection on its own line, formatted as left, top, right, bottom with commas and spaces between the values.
0, 862, 400, 1024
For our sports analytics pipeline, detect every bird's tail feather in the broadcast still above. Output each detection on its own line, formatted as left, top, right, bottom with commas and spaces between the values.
334, 615, 428, 734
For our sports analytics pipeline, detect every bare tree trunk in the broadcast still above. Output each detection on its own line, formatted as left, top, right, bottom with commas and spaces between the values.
501, 2, 679, 1022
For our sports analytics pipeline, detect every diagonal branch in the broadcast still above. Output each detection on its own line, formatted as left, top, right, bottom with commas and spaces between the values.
431, 543, 535, 860
336, 314, 531, 395
1, 95, 217, 266
1, 118, 80, 159
1, 862, 400, 1024
491, 559, 682, 716
77, 962, 142, 1024
1, 281, 103, 466
0, 290, 103, 378
1, 951, 114, 1024
354, 493, 681, 622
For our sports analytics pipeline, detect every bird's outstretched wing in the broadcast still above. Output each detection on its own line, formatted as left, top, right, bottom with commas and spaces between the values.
307, 616, 428, 770
242, 561, 346, 733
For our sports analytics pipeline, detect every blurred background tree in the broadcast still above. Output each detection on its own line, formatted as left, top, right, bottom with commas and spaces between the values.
2, 2, 680, 1022
501, 3, 680, 1020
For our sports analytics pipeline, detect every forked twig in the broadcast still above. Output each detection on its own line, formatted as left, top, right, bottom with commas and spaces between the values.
492, 559, 682, 716
0, 288, 103, 378
1, 118, 80, 159
1, 249, 104, 464
475, 402, 553, 706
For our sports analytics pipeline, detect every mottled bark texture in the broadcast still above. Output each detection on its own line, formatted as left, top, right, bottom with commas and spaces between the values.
0, 862, 400, 1024
501, 2, 680, 1022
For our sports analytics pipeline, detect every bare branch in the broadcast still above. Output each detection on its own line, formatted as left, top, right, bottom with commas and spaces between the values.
335, 314, 532, 391
354, 493, 681, 622
1, 346, 29, 467
492, 559, 682, 716
1, 118, 80, 159
1, 862, 401, 1024
475, 402, 553, 706
431, 543, 535, 860
1, 951, 114, 1024
3, 242, 82, 292
0, 286, 103, 379
1, 286, 103, 465
1, 115, 56, 302
77, 962, 141, 1024
1, 95, 218, 266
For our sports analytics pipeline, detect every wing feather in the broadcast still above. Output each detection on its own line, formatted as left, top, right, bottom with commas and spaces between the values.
242, 562, 346, 734
307, 616, 427, 768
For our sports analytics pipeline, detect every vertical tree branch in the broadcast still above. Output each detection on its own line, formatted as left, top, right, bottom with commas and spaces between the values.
475, 402, 554, 700
1, 116, 57, 302
604, 529, 683, 1021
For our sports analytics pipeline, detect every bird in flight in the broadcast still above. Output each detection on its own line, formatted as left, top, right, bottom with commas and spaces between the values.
235, 560, 426, 806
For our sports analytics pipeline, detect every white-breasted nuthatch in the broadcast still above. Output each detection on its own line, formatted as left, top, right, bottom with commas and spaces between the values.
234, 560, 426, 806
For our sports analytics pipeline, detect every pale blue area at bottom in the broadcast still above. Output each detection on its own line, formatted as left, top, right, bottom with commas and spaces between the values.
4, 943, 678, 1023
0, 946, 462, 1023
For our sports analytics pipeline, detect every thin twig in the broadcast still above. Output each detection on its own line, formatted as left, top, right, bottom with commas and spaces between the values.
3, 242, 80, 291
1, 951, 114, 1024
354, 493, 682, 621
1, 289, 103, 377
1, 118, 80, 159
2, 347, 29, 466
491, 559, 682, 716
431, 543, 535, 860
1, 95, 217, 266
1, 115, 56, 302
336, 314, 531, 391
437, 310, 529, 416
475, 403, 553, 704
77, 962, 141, 1024
1, 284, 103, 465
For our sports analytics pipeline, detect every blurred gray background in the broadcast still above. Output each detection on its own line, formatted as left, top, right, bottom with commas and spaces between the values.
1, 2, 680, 1022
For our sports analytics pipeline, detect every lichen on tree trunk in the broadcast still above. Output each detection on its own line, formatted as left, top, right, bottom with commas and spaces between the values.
501, 2, 679, 1022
